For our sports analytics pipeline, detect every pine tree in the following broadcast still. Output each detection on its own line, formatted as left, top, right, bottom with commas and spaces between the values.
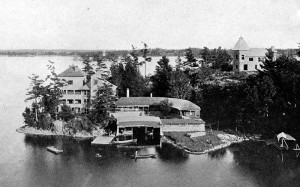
25, 74, 45, 121
151, 56, 172, 97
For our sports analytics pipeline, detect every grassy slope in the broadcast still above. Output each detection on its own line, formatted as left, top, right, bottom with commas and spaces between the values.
164, 131, 225, 152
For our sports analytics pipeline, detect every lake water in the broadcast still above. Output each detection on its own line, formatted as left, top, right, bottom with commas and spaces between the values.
1, 56, 300, 187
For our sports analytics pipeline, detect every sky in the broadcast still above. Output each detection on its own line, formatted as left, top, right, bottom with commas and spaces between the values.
0, 0, 300, 50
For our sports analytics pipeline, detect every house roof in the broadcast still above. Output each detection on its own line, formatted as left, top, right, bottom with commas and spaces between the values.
116, 97, 201, 111
58, 66, 86, 77
116, 116, 161, 127
79, 84, 90, 90
233, 37, 250, 51
161, 119, 205, 125
244, 48, 267, 57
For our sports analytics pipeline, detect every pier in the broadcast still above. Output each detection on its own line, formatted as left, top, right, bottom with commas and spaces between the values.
91, 135, 115, 145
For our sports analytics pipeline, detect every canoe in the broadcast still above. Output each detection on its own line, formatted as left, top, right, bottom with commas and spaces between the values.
47, 146, 63, 154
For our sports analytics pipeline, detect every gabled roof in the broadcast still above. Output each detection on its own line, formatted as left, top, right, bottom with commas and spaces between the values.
79, 84, 90, 90
233, 37, 250, 51
58, 66, 86, 77
116, 97, 200, 111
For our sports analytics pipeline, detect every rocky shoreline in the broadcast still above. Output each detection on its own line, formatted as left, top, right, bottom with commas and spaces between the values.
16, 125, 103, 139
162, 133, 250, 155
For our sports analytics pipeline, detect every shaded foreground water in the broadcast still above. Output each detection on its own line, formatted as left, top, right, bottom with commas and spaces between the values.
1, 133, 300, 187
1, 56, 300, 186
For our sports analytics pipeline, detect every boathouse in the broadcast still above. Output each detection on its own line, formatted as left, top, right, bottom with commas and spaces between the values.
115, 116, 162, 145
115, 97, 201, 119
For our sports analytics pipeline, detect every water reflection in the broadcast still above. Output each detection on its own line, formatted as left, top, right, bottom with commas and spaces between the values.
228, 141, 300, 186
208, 148, 227, 160
156, 142, 189, 162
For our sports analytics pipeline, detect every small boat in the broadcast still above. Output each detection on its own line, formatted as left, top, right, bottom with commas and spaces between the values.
95, 153, 102, 158
47, 146, 63, 154
110, 134, 137, 145
131, 151, 156, 159
111, 139, 137, 145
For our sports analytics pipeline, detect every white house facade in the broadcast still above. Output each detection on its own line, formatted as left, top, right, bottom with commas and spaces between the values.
232, 37, 276, 72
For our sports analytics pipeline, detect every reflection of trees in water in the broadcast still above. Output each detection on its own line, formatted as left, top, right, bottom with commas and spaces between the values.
24, 135, 57, 147
208, 148, 226, 160
156, 142, 189, 162
230, 141, 300, 186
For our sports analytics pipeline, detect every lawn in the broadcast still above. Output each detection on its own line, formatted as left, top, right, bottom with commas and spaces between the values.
163, 131, 224, 152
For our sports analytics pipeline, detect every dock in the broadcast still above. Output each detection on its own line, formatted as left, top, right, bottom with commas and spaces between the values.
91, 135, 115, 145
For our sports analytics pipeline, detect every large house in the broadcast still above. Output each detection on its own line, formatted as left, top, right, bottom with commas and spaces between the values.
58, 65, 117, 113
232, 37, 276, 72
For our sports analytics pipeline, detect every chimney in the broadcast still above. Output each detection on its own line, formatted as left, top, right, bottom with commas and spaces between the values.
150, 93, 152, 97
126, 88, 129, 97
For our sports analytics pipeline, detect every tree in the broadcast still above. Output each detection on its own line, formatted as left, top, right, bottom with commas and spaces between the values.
109, 62, 124, 86
183, 48, 198, 67
160, 99, 173, 116
82, 56, 95, 83
41, 61, 66, 115
58, 104, 74, 121
25, 74, 45, 121
140, 43, 152, 78
151, 56, 172, 97
168, 69, 192, 99
89, 82, 115, 125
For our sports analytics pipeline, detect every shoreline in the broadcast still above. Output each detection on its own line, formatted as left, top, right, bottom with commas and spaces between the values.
16, 126, 98, 139
162, 133, 250, 155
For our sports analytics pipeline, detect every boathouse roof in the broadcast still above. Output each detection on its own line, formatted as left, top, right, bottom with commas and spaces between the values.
116, 116, 161, 127
116, 97, 200, 111
58, 65, 86, 77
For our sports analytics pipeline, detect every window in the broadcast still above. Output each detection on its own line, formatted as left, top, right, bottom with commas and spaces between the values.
68, 99, 74, 104
242, 55, 244, 60
255, 65, 257, 69
236, 55, 238, 60
258, 57, 261, 62
236, 65, 238, 70
67, 90, 74, 95
244, 64, 248, 70
249, 57, 253, 61
67, 80, 73, 85
75, 90, 81, 95
93, 80, 98, 85
59, 99, 66, 104
75, 99, 81, 104
61, 90, 66, 95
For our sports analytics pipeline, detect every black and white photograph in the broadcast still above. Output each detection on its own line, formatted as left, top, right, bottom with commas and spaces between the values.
0, 0, 300, 186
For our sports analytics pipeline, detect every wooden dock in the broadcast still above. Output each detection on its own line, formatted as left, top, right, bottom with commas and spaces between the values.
91, 135, 115, 145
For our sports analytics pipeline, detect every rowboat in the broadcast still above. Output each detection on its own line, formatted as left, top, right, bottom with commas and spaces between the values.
131, 151, 156, 159
47, 146, 63, 154
110, 134, 137, 145
111, 138, 137, 145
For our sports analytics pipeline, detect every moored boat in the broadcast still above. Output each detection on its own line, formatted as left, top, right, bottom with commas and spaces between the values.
47, 146, 63, 154
110, 134, 137, 145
